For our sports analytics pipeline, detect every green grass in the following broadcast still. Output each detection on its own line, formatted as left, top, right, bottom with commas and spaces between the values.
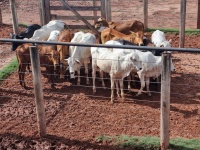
147, 28, 200, 35
96, 135, 200, 150
0, 57, 18, 83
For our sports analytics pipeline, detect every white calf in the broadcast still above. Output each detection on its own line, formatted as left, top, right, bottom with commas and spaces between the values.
151, 30, 172, 56
151, 30, 172, 47
66, 32, 96, 85
136, 51, 175, 96
69, 31, 85, 56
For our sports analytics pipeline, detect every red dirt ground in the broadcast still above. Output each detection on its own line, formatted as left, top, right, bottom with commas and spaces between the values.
0, 0, 200, 149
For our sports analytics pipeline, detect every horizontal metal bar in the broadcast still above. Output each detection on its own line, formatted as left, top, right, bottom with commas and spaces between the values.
0, 38, 200, 52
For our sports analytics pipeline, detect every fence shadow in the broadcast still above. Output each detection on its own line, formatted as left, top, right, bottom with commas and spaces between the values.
0, 133, 117, 150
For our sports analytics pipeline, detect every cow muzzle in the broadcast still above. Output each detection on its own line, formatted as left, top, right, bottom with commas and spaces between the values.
70, 72, 75, 79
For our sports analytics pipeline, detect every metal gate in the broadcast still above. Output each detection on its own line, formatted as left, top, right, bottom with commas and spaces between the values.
39, 0, 111, 31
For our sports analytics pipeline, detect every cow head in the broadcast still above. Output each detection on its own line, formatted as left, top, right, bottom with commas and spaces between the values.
50, 50, 60, 68
10, 32, 25, 51
65, 57, 81, 79
94, 17, 109, 32
130, 31, 144, 46
129, 52, 142, 71
159, 39, 172, 48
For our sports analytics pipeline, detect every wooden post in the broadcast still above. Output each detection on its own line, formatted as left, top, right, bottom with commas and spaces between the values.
179, 0, 186, 48
93, 0, 98, 24
143, 0, 148, 31
160, 53, 171, 150
38, 0, 46, 25
101, 0, 106, 19
29, 46, 46, 137
44, 0, 51, 24
0, 7, 2, 24
9, 0, 19, 34
197, 0, 200, 28
105, 0, 111, 21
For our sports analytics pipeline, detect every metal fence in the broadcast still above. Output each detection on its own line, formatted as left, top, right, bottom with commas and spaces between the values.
0, 39, 200, 149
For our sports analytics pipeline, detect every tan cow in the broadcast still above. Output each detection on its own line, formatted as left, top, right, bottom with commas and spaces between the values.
16, 43, 60, 89
94, 17, 144, 33
57, 29, 73, 79
101, 28, 144, 46
94, 17, 144, 45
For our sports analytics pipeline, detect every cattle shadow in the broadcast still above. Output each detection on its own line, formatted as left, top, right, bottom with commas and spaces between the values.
31, 66, 200, 119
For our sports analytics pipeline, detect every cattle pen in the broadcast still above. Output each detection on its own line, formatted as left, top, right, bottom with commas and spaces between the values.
0, 0, 200, 149
0, 38, 200, 149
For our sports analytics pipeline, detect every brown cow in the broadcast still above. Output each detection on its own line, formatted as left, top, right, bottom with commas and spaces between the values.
16, 43, 60, 89
57, 29, 72, 79
101, 28, 144, 45
94, 17, 144, 33
94, 17, 144, 45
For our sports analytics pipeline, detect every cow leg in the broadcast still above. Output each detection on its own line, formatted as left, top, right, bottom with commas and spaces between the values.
77, 68, 81, 85
146, 77, 151, 96
60, 63, 65, 79
127, 74, 132, 91
100, 69, 106, 89
119, 79, 125, 102
84, 62, 89, 84
21, 65, 27, 89
18, 64, 23, 87
115, 80, 120, 98
92, 64, 97, 93
136, 71, 145, 96
110, 76, 115, 103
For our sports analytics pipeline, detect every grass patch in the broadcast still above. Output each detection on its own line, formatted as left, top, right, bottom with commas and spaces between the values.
147, 28, 200, 35
96, 135, 200, 150
18, 23, 28, 28
0, 57, 18, 82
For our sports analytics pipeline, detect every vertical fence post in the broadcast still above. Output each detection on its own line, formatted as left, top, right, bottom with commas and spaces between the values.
0, 7, 2, 24
105, 0, 111, 21
93, 0, 98, 24
101, 0, 106, 19
160, 53, 171, 150
44, 0, 51, 24
38, 0, 46, 25
9, 0, 19, 34
179, 0, 186, 48
197, 0, 200, 28
143, 0, 148, 31
29, 46, 46, 137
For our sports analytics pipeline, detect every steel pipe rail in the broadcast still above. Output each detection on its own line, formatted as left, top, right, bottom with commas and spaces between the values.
1, 38, 200, 52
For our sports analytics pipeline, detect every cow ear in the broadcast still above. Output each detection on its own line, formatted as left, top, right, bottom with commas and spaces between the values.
75, 59, 80, 64
108, 22, 116, 29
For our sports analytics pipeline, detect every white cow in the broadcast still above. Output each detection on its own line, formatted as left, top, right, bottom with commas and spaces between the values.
151, 30, 172, 56
69, 31, 85, 56
151, 30, 172, 47
91, 46, 141, 103
66, 32, 96, 85
31, 20, 66, 41
136, 51, 175, 96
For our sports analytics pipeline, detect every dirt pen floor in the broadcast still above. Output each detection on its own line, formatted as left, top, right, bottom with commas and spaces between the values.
0, 0, 200, 149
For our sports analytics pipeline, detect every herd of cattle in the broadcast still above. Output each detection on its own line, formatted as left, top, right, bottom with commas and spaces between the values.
10, 19, 175, 103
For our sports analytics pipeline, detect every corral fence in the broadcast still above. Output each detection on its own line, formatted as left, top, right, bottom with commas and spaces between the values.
0, 38, 200, 149
7, 0, 200, 48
